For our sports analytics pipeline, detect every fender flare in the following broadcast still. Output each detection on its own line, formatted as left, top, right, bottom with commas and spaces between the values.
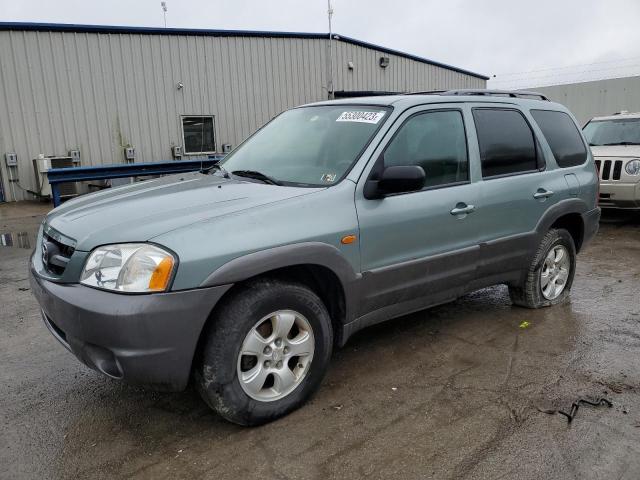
200, 242, 362, 324
534, 198, 589, 249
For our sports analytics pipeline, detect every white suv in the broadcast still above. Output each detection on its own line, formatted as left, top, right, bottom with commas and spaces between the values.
583, 111, 640, 209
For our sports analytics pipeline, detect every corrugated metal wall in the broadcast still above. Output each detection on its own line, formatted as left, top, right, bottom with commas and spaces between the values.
533, 76, 640, 125
332, 40, 483, 93
0, 29, 485, 201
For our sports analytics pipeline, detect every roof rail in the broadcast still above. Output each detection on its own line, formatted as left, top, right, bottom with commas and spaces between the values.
406, 90, 448, 95
442, 89, 550, 101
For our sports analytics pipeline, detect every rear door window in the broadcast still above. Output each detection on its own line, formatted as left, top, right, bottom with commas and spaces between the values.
472, 108, 538, 178
531, 110, 587, 167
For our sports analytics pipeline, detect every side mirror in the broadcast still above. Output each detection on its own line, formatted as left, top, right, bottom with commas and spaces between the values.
364, 165, 426, 199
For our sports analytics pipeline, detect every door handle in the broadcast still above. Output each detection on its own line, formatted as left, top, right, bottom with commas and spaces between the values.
533, 188, 554, 200
450, 203, 475, 216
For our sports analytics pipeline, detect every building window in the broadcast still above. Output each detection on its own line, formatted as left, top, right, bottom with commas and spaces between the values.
472, 108, 538, 178
182, 116, 216, 154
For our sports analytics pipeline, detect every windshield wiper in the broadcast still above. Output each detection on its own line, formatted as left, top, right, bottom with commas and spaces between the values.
231, 170, 281, 186
600, 142, 640, 146
201, 162, 230, 178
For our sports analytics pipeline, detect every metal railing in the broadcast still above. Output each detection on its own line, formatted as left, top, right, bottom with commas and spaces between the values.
47, 157, 224, 207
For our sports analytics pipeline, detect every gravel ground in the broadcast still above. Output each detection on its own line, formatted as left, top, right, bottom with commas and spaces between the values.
1, 202, 640, 480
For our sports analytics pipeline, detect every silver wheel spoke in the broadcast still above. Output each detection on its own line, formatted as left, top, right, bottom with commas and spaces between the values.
241, 365, 269, 396
287, 331, 313, 357
554, 247, 565, 264
273, 368, 297, 394
241, 329, 269, 356
556, 268, 569, 284
272, 311, 296, 339
540, 270, 551, 289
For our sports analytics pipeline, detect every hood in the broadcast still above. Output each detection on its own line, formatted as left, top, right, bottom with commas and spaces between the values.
46, 172, 320, 251
590, 145, 640, 158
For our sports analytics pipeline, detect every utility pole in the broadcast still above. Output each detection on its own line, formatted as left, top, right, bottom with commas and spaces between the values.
161, 2, 168, 28
327, 0, 334, 98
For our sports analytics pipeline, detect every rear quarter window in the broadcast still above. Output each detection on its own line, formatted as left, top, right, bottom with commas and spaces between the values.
531, 110, 587, 168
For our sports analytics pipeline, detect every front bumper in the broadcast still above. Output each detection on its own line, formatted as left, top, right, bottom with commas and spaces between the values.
30, 266, 231, 390
599, 182, 640, 209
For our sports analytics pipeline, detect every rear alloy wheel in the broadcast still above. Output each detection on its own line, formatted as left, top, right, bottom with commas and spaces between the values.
195, 279, 333, 426
539, 245, 571, 300
509, 228, 576, 308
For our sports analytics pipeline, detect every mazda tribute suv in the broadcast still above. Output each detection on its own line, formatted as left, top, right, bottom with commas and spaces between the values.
30, 90, 600, 425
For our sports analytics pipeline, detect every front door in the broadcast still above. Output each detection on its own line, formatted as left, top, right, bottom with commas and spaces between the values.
355, 107, 481, 319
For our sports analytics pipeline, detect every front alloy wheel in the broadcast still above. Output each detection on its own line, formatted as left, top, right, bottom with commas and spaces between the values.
238, 310, 314, 401
195, 279, 333, 426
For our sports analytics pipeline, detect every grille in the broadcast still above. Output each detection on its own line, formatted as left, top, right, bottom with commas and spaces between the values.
595, 159, 623, 180
42, 232, 75, 275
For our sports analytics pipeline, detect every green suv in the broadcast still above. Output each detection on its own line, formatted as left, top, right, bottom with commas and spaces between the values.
30, 90, 600, 425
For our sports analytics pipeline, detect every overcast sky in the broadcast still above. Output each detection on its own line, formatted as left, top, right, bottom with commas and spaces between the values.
2, 0, 640, 88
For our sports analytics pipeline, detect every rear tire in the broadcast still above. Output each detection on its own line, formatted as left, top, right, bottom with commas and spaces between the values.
509, 228, 576, 309
195, 278, 333, 426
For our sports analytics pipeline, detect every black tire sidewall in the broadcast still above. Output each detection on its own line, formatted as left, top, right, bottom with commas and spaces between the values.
196, 280, 333, 425
531, 229, 576, 306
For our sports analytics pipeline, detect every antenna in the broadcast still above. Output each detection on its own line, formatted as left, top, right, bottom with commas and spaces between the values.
327, 0, 334, 98
161, 2, 168, 28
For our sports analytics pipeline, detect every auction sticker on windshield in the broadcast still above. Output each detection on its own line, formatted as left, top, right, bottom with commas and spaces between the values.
336, 111, 386, 124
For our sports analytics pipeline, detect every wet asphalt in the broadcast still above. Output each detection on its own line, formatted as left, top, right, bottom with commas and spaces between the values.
1, 202, 640, 480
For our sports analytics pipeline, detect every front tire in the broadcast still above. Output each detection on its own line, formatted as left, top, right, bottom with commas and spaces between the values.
509, 228, 576, 309
195, 278, 333, 426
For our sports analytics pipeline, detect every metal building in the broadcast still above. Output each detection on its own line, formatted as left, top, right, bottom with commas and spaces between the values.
0, 22, 487, 202
533, 75, 640, 125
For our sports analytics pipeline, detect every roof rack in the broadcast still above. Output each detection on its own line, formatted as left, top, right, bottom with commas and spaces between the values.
406, 90, 448, 95
441, 89, 550, 101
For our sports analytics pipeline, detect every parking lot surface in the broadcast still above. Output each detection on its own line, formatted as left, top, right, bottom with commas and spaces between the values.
2, 202, 640, 480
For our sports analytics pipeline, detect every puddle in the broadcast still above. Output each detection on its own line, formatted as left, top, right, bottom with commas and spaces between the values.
0, 232, 34, 249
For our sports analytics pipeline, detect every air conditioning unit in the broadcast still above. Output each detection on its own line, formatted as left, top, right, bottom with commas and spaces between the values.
33, 156, 79, 199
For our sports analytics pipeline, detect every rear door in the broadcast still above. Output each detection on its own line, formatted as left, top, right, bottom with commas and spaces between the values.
469, 106, 566, 282
354, 105, 481, 318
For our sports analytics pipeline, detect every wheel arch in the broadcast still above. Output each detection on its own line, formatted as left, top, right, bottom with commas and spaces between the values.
197, 242, 361, 350
550, 213, 584, 252
535, 199, 588, 253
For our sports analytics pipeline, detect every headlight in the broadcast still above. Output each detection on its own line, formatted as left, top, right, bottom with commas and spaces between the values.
80, 244, 176, 293
625, 159, 640, 175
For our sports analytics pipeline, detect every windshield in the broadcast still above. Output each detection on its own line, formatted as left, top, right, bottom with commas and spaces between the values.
220, 105, 390, 186
583, 118, 640, 146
